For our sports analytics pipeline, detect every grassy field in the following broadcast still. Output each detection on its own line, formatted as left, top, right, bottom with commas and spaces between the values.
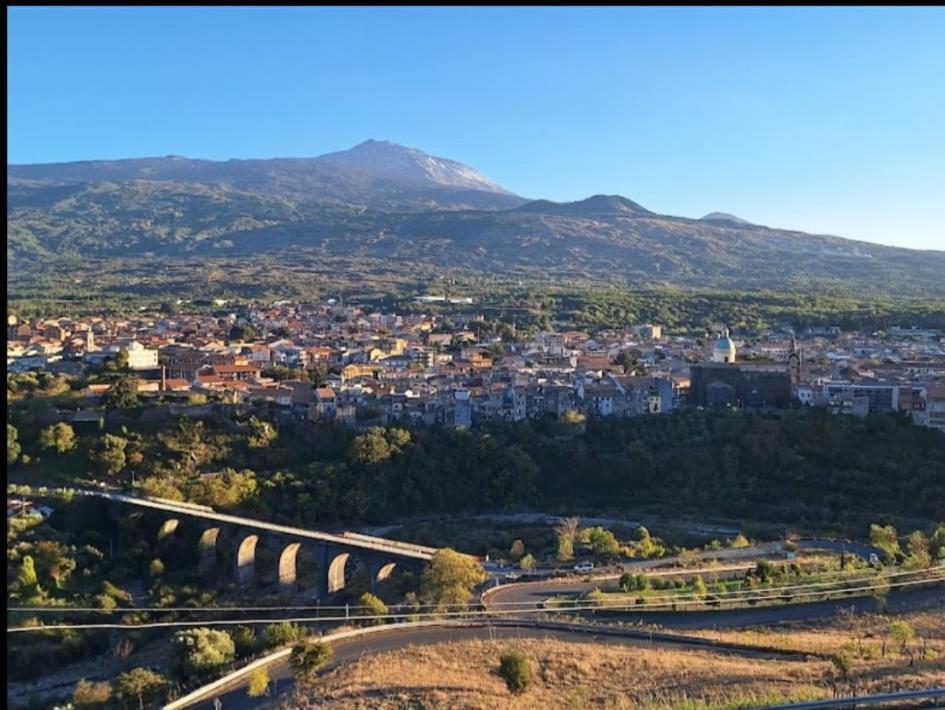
281, 607, 945, 709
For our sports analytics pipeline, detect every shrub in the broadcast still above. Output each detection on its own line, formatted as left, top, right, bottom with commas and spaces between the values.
498, 651, 531, 694
246, 667, 270, 698
228, 625, 257, 656
290, 640, 334, 682
358, 593, 388, 624
262, 621, 307, 648
172, 628, 235, 679
72, 679, 112, 707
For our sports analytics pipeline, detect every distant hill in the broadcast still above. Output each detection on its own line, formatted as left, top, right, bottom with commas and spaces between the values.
701, 212, 753, 226
7, 140, 527, 211
7, 141, 945, 296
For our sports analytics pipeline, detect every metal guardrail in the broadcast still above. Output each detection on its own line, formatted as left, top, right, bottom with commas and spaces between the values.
760, 687, 945, 709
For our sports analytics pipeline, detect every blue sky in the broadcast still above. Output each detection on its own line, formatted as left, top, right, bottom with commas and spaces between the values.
8, 7, 945, 250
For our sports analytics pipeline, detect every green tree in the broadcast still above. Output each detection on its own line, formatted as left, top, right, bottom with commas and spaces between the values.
931, 525, 945, 561
509, 539, 526, 561
15, 555, 39, 597
889, 620, 916, 665
72, 678, 112, 708
290, 639, 334, 682
114, 347, 130, 371
172, 627, 236, 679
106, 376, 139, 409
358, 592, 389, 624
114, 668, 167, 710
247, 416, 278, 449
498, 651, 531, 694
869, 524, 901, 563
691, 575, 708, 599
246, 667, 270, 698
33, 540, 77, 588
519, 553, 536, 571
587, 527, 620, 557
8, 424, 21, 465
39, 422, 77, 453
903, 530, 932, 570
553, 517, 580, 562
228, 323, 256, 342
228, 625, 257, 656
349, 427, 392, 466
90, 434, 128, 476
420, 548, 486, 610
261, 621, 307, 648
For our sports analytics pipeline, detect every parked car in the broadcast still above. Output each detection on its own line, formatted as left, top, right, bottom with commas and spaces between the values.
573, 561, 594, 573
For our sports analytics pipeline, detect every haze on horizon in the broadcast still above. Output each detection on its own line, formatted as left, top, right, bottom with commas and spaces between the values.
7, 7, 945, 251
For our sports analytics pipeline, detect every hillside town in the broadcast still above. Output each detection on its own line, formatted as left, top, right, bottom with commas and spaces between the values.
7, 298, 945, 434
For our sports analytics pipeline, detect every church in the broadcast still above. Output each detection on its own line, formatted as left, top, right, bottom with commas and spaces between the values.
689, 328, 798, 409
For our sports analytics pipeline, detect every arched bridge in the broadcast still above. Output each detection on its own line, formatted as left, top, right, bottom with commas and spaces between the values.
79, 490, 439, 598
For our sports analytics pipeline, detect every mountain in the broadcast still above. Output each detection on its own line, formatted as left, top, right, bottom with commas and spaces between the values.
701, 212, 753, 226
7, 142, 945, 296
7, 140, 527, 211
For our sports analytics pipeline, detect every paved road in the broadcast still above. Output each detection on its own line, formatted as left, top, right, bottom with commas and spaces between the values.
190, 619, 810, 710
186, 585, 945, 709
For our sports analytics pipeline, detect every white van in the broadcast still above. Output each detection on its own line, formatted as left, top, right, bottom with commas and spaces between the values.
573, 561, 594, 573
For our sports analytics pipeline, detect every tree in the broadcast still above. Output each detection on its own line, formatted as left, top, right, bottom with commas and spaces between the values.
114, 668, 167, 710
553, 517, 580, 562
509, 539, 526, 561
691, 575, 708, 599
349, 427, 392, 466
889, 620, 916, 665
869, 524, 900, 563
290, 639, 334, 682
106, 376, 139, 409
8, 424, 21, 465
173, 627, 236, 679
90, 434, 128, 476
246, 667, 270, 698
33, 540, 77, 588
519, 554, 536, 571
247, 416, 278, 448
40, 422, 77, 454
149, 559, 165, 578
498, 651, 531, 694
931, 524, 945, 562
903, 530, 931, 570
261, 621, 307, 648
15, 555, 39, 597
228, 323, 256, 342
115, 347, 130, 371
587, 527, 620, 557
72, 678, 112, 707
358, 592, 389, 624
228, 626, 257, 656
420, 548, 486, 609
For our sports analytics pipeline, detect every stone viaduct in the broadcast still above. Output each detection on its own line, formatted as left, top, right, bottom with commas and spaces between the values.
85, 490, 436, 598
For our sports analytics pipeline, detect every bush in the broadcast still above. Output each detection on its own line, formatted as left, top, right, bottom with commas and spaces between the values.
358, 593, 388, 624
228, 625, 257, 656
290, 640, 334, 682
246, 667, 270, 698
498, 651, 531, 694
72, 679, 112, 707
172, 628, 235, 679
262, 621, 307, 648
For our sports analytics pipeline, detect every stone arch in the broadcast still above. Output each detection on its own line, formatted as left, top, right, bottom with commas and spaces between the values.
278, 542, 301, 591
374, 561, 397, 587
327, 552, 350, 594
235, 534, 259, 586
198, 527, 221, 575
157, 518, 180, 541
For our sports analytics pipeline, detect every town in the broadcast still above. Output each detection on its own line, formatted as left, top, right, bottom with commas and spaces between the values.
7, 297, 945, 433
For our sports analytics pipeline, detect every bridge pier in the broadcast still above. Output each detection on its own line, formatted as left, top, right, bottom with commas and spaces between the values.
234, 533, 259, 587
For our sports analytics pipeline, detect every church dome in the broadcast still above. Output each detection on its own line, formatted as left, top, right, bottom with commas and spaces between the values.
712, 327, 737, 363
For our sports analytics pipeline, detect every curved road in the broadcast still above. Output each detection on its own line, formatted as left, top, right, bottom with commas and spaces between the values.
186, 585, 944, 709
190, 619, 811, 710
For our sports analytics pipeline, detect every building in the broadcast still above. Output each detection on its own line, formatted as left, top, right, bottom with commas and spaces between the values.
711, 328, 737, 364
690, 363, 793, 409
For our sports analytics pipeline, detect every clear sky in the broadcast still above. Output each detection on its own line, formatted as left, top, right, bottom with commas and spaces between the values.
7, 7, 945, 251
